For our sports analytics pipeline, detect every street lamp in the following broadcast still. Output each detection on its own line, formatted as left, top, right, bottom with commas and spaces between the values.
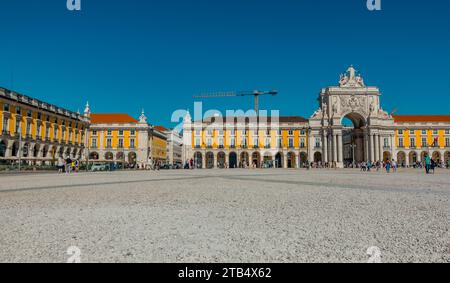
350, 143, 356, 168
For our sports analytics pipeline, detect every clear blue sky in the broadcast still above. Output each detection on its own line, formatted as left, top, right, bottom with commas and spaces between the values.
1, 0, 449, 127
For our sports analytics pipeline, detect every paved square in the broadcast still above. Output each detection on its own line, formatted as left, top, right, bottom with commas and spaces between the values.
0, 169, 449, 263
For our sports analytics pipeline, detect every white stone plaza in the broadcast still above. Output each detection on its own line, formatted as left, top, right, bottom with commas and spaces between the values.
1, 168, 449, 263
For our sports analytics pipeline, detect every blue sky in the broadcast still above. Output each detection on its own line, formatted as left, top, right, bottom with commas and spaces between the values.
1, 0, 449, 127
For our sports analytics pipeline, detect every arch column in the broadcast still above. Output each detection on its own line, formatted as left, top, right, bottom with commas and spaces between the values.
323, 132, 328, 163
283, 153, 288, 169
370, 134, 375, 162
337, 134, 343, 163
374, 134, 379, 162
202, 152, 206, 169
333, 134, 338, 162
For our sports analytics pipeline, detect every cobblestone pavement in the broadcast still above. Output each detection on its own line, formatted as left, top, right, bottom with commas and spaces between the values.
0, 168, 449, 263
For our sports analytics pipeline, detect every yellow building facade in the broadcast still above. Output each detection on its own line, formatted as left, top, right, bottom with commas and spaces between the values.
0, 87, 89, 165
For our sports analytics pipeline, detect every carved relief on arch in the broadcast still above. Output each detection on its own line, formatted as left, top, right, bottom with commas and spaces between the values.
339, 95, 368, 117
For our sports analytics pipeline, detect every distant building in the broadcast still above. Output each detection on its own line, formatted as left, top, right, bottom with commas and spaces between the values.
164, 128, 183, 166
151, 126, 168, 165
183, 66, 450, 168
0, 87, 89, 166
87, 110, 151, 168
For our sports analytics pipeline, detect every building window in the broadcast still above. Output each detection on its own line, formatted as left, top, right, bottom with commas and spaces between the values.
230, 130, 236, 136
253, 137, 258, 147
92, 138, 97, 148
277, 138, 282, 148
16, 107, 21, 115
118, 138, 124, 148
398, 130, 403, 135
315, 137, 321, 148
92, 130, 97, 136
445, 130, 449, 135
119, 130, 124, 136
300, 130, 306, 136
383, 138, 389, 148
422, 137, 427, 147
266, 130, 270, 136
422, 130, 427, 135
106, 138, 112, 148
433, 130, 438, 135
399, 137, 404, 147
26, 122, 31, 136
300, 138, 306, 148
107, 130, 112, 136
410, 138, 415, 148
218, 129, 224, 136
207, 130, 213, 136
130, 130, 136, 136
288, 130, 294, 136
207, 138, 212, 147
242, 138, 248, 147
2, 117, 8, 133
195, 130, 200, 136
277, 129, 282, 136
3, 103, 9, 112
195, 138, 201, 147
219, 138, 224, 147
446, 138, 450, 147
288, 138, 294, 148
265, 138, 270, 148
45, 127, 50, 139
15, 119, 20, 134
36, 124, 41, 137
27, 110, 32, 118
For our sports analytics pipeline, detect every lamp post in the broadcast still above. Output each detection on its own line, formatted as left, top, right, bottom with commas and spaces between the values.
350, 143, 356, 168
18, 120, 22, 172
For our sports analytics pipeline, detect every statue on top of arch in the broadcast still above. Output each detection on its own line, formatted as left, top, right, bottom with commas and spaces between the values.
339, 65, 365, 88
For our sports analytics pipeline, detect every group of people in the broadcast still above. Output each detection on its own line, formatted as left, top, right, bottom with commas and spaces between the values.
358, 160, 398, 173
57, 157, 79, 173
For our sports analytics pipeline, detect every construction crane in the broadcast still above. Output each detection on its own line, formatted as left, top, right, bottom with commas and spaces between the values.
193, 90, 278, 115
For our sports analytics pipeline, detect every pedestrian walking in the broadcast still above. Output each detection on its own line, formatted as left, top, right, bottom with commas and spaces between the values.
424, 154, 431, 174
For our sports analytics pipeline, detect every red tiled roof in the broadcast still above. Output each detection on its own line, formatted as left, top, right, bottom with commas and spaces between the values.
199, 116, 308, 124
91, 114, 138, 124
154, 125, 169, 132
393, 115, 450, 123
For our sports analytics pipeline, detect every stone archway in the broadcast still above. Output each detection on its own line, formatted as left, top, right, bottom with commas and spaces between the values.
397, 152, 406, 167
383, 151, 391, 162
217, 152, 226, 168
229, 152, 237, 168
287, 152, 297, 168
89, 152, 99, 160
105, 152, 114, 161
42, 145, 49, 158
341, 112, 367, 164
445, 151, 450, 166
11, 141, 19, 157
314, 152, 322, 163
240, 152, 249, 168
194, 152, 203, 168
275, 152, 283, 168
299, 152, 308, 168
251, 152, 261, 168
206, 152, 214, 169
409, 151, 418, 165
0, 140, 6, 157
263, 152, 273, 168
432, 151, 441, 162
128, 152, 137, 164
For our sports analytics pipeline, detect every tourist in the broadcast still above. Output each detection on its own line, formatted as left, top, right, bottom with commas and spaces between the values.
424, 154, 431, 174
57, 157, 64, 173
392, 159, 397, 172
385, 160, 391, 173
430, 159, 436, 174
